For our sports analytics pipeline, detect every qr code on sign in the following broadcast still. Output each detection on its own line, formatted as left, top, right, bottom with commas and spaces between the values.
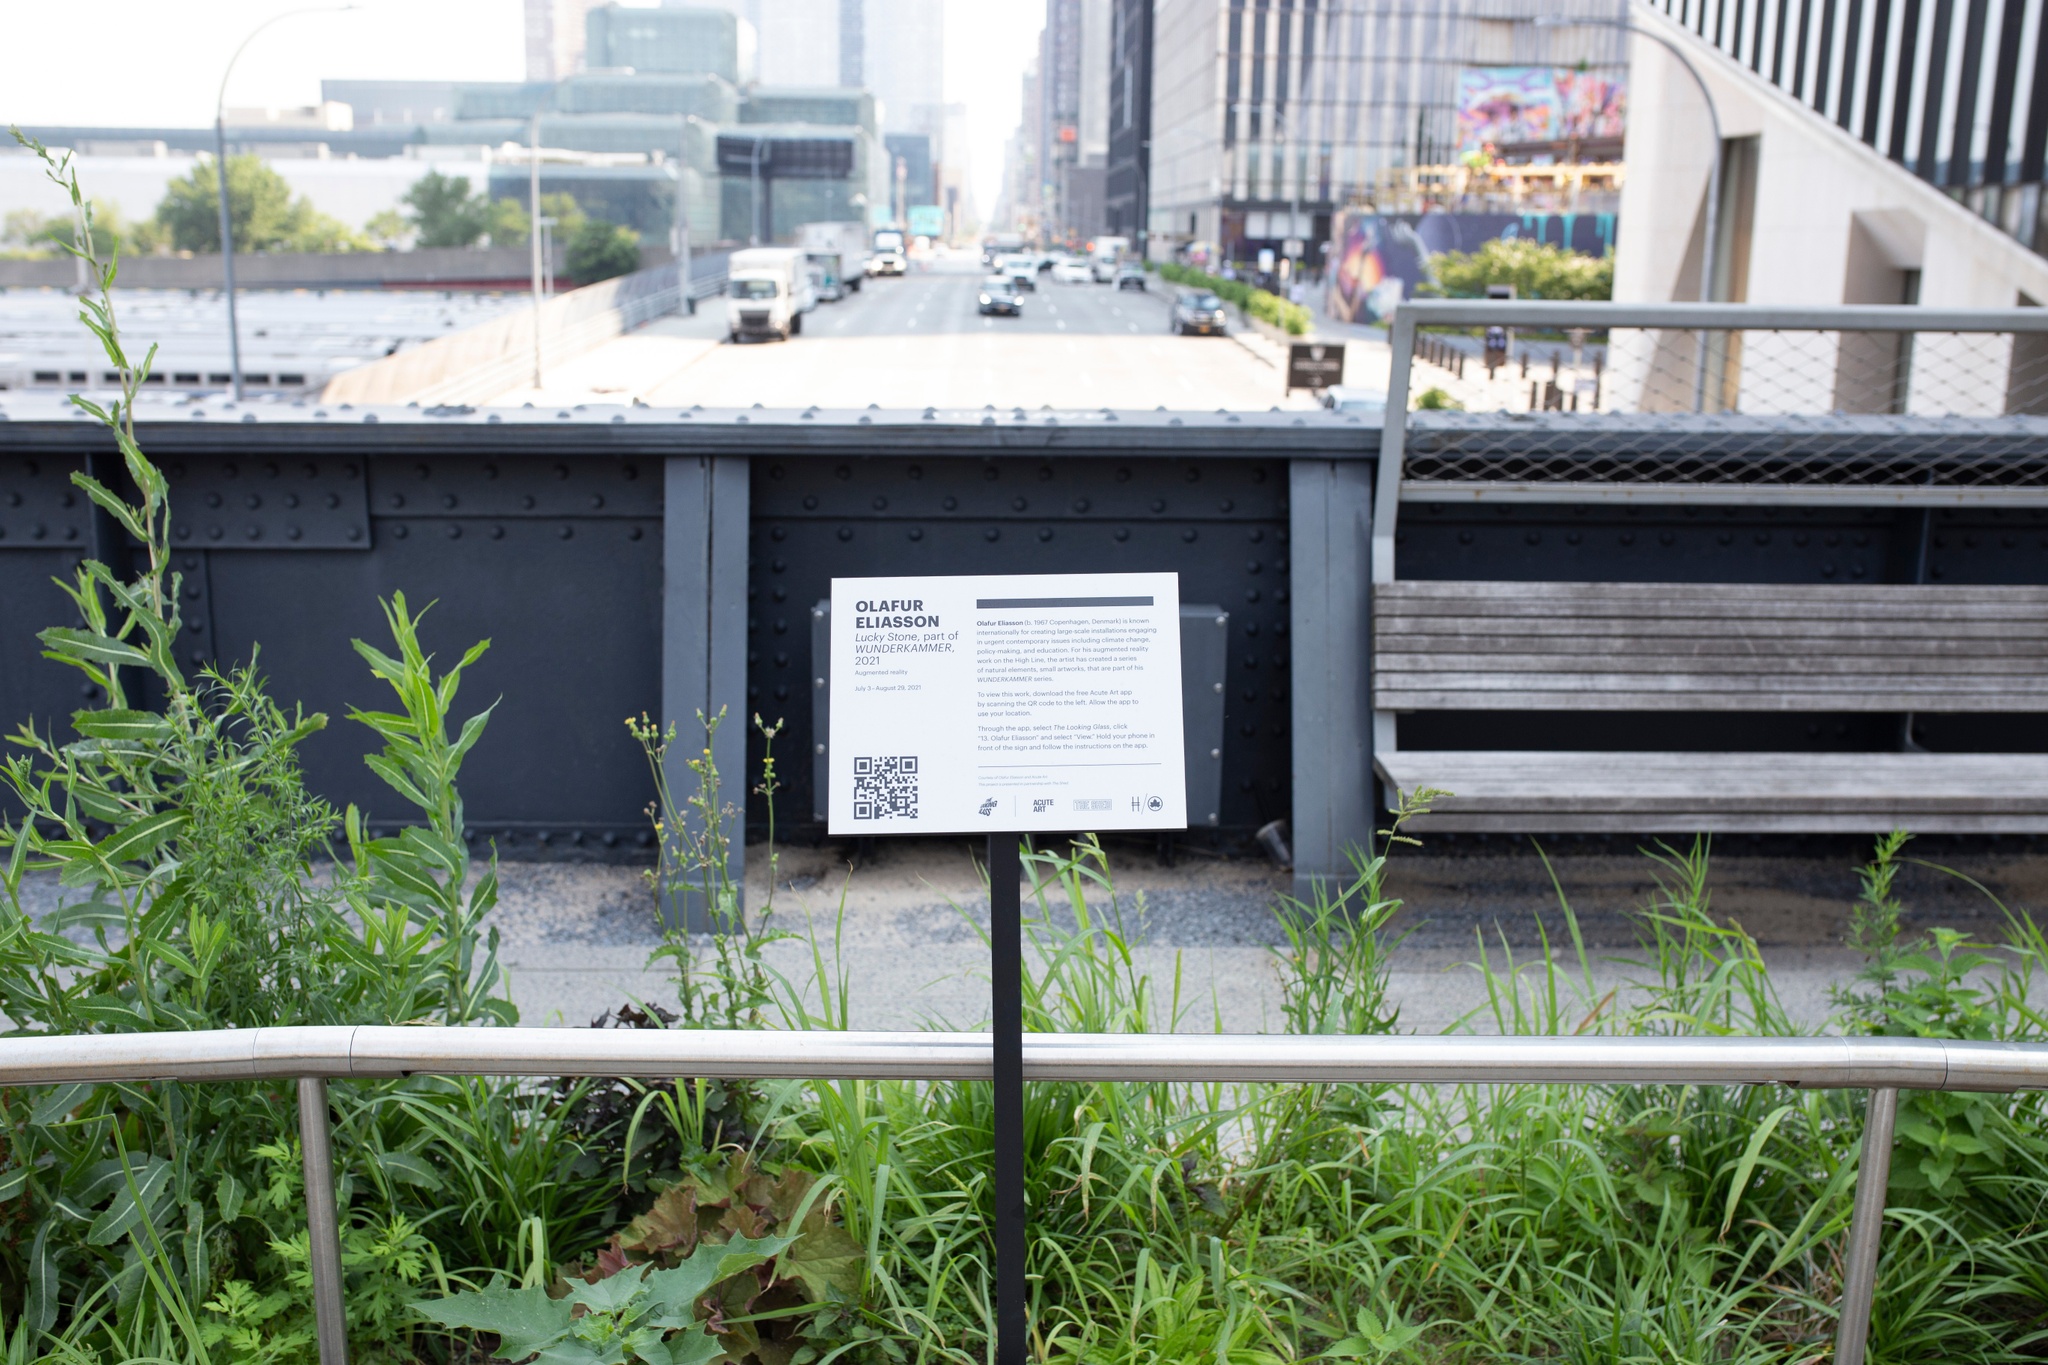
853, 756, 919, 820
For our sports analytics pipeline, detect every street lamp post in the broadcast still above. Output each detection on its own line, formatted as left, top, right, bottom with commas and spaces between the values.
530, 109, 545, 389
214, 5, 354, 404
750, 137, 766, 246
1535, 13, 1722, 409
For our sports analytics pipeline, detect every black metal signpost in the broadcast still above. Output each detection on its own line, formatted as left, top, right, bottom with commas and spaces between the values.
988, 834, 1026, 1365
826, 573, 1187, 1365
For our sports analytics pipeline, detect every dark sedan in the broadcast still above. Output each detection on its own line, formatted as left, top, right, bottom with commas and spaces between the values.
979, 277, 1022, 316
1170, 288, 1228, 335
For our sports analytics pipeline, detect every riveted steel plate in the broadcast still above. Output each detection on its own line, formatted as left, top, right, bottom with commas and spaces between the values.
164, 455, 370, 550
751, 454, 1292, 837
0, 453, 92, 549
366, 454, 663, 519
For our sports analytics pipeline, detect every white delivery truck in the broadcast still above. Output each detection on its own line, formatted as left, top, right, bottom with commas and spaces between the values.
1089, 235, 1131, 283
870, 227, 907, 276
725, 247, 808, 341
795, 221, 868, 290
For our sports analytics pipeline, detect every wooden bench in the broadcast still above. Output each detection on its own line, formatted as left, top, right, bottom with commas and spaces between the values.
1371, 580, 2048, 832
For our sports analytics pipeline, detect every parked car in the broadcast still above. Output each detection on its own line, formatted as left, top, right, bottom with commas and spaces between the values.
1170, 288, 1228, 335
1115, 263, 1148, 290
1051, 260, 1093, 284
1320, 385, 1386, 416
978, 277, 1023, 316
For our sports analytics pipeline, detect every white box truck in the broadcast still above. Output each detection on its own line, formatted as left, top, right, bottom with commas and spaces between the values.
1089, 235, 1131, 283
870, 227, 907, 276
795, 221, 868, 291
725, 247, 808, 341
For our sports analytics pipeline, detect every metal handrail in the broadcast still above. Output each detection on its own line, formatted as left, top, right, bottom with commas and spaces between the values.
1372, 299, 2048, 583
9, 1026, 2042, 1365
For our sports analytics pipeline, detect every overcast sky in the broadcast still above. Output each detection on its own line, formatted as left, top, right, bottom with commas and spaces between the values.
0, 0, 1032, 220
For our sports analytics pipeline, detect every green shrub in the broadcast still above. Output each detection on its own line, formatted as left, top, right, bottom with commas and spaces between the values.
1154, 259, 1314, 335
567, 218, 642, 285
1425, 236, 1614, 301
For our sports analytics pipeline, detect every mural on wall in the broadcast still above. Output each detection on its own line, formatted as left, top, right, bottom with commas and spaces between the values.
1456, 66, 1627, 152
1326, 212, 1618, 325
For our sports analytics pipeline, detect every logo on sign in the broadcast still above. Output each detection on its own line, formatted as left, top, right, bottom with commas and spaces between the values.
1032, 798, 1055, 813
979, 798, 998, 816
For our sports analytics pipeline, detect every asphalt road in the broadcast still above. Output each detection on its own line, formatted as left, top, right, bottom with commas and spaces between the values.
795, 261, 1184, 340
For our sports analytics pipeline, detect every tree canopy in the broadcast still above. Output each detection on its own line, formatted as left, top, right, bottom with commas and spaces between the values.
153, 155, 365, 253
566, 218, 641, 284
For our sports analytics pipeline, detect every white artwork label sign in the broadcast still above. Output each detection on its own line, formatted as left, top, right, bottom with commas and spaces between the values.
828, 572, 1186, 834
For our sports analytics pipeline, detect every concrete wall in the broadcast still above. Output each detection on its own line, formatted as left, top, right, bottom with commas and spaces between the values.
1615, 8, 2048, 314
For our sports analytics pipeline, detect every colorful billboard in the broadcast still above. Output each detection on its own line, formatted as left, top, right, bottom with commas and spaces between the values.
1456, 66, 1626, 152
1326, 212, 1617, 325
907, 204, 945, 238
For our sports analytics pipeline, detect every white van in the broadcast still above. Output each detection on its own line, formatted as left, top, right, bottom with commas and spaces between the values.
726, 248, 808, 341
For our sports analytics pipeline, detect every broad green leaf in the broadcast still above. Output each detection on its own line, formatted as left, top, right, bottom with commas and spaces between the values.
401, 826, 465, 881
70, 474, 149, 544
363, 753, 432, 810
40, 627, 151, 669
71, 709, 171, 743
636, 1233, 793, 1327
370, 852, 446, 906
412, 1274, 577, 1358
217, 1171, 245, 1224
87, 1158, 171, 1245
25, 1223, 57, 1334
29, 1082, 91, 1128
43, 899, 127, 933
652, 1326, 727, 1365
91, 809, 188, 865
0, 1166, 28, 1201
375, 1150, 443, 1190
779, 1221, 864, 1301
70, 996, 154, 1030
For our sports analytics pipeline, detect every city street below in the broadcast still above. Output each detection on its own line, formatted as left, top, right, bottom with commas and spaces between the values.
488, 250, 1387, 410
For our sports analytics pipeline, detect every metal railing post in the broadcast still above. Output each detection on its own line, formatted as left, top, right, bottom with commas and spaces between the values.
1370, 308, 1416, 585
1834, 1086, 1898, 1365
297, 1076, 350, 1365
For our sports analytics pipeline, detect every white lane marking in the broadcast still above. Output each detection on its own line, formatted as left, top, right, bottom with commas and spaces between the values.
1056, 320, 1066, 330
1128, 324, 1138, 332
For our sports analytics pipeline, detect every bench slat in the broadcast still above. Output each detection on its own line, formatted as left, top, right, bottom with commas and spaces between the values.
1378, 653, 2048, 675
1380, 581, 2048, 605
1377, 619, 2048, 643
1377, 689, 2041, 712
1372, 580, 2048, 714
1375, 750, 2048, 831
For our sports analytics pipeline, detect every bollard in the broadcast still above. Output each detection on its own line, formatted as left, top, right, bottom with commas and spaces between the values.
1834, 1087, 1898, 1365
298, 1077, 350, 1365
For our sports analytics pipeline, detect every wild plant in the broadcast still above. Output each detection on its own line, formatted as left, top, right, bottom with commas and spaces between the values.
628, 708, 788, 1032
